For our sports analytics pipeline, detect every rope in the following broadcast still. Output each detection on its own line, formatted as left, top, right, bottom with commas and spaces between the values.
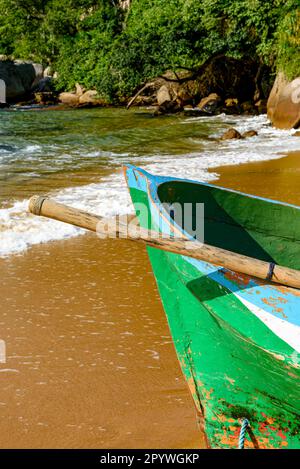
30, 196, 47, 216
238, 418, 249, 449
266, 262, 276, 281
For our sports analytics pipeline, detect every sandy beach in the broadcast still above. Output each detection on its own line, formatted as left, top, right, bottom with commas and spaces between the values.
0, 104, 299, 449
0, 233, 203, 448
0, 150, 299, 448
214, 150, 300, 204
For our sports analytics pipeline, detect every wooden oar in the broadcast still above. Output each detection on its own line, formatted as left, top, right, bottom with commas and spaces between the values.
28, 195, 300, 290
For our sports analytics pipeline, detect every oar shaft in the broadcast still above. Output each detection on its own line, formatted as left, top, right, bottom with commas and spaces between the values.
29, 195, 102, 232
28, 196, 300, 290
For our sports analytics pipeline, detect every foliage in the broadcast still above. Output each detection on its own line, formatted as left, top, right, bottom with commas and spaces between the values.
275, 0, 300, 80
0, 0, 299, 101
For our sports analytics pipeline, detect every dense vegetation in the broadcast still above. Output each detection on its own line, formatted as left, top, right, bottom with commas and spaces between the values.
0, 0, 299, 102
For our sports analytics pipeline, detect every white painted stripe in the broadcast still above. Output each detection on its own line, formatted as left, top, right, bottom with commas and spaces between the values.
235, 295, 300, 354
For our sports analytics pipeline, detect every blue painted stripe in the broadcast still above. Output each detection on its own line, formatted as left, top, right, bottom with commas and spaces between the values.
185, 257, 300, 328
124, 164, 300, 328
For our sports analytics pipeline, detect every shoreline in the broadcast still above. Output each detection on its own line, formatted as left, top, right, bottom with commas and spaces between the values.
212, 150, 300, 205
0, 120, 300, 448
0, 234, 203, 449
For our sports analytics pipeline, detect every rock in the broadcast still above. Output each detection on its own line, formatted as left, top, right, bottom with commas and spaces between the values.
155, 83, 182, 114
129, 55, 270, 111
240, 101, 256, 114
34, 92, 57, 105
255, 99, 267, 114
223, 97, 240, 115
183, 107, 210, 117
221, 128, 243, 140
133, 95, 156, 106
59, 88, 106, 107
293, 131, 300, 137
43, 66, 53, 77
243, 130, 258, 138
157, 85, 172, 106
0, 59, 43, 101
75, 83, 85, 96
78, 89, 106, 106
178, 56, 259, 105
225, 98, 238, 107
267, 73, 300, 129
197, 93, 221, 114
156, 100, 182, 115
59, 92, 79, 106
32, 76, 54, 93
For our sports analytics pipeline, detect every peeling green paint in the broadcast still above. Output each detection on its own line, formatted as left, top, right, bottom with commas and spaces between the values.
127, 174, 300, 449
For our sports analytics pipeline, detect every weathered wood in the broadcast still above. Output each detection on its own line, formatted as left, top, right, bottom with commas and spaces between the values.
126, 82, 155, 109
28, 196, 300, 289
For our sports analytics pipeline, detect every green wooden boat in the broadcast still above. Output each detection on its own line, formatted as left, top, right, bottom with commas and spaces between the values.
124, 164, 300, 449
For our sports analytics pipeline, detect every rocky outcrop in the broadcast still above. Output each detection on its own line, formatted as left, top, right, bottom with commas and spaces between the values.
197, 93, 221, 113
157, 85, 172, 106
242, 130, 258, 138
127, 55, 271, 115
34, 92, 57, 105
79, 89, 107, 106
154, 84, 182, 113
58, 85, 107, 107
177, 55, 260, 105
58, 92, 80, 106
267, 73, 300, 129
220, 128, 258, 140
0, 59, 43, 102
221, 128, 243, 140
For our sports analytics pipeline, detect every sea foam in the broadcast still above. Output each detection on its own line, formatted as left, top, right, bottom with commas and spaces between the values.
0, 114, 299, 257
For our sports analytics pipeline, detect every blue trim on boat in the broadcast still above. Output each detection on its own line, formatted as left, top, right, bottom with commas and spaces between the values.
124, 164, 300, 329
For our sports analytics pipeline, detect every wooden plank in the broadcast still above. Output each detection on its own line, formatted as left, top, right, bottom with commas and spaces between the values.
28, 195, 300, 289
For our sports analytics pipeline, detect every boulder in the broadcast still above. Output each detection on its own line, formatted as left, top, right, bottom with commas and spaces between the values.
34, 92, 57, 105
293, 131, 300, 137
133, 95, 156, 106
156, 100, 182, 115
32, 76, 54, 93
59, 92, 80, 106
243, 130, 258, 138
75, 83, 85, 96
43, 66, 54, 77
267, 73, 300, 129
240, 101, 256, 114
157, 85, 172, 106
78, 89, 106, 106
178, 55, 259, 105
197, 93, 221, 113
154, 83, 183, 114
0, 59, 43, 101
255, 99, 267, 114
225, 98, 238, 107
221, 128, 243, 140
223, 97, 240, 115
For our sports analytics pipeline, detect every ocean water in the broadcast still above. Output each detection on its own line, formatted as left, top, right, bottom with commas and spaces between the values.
0, 107, 299, 257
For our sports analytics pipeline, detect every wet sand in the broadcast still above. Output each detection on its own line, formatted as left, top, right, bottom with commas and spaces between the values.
213, 151, 300, 204
1, 150, 300, 448
0, 235, 202, 448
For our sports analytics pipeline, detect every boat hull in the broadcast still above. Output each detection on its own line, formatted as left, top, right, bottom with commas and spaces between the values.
124, 165, 300, 449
